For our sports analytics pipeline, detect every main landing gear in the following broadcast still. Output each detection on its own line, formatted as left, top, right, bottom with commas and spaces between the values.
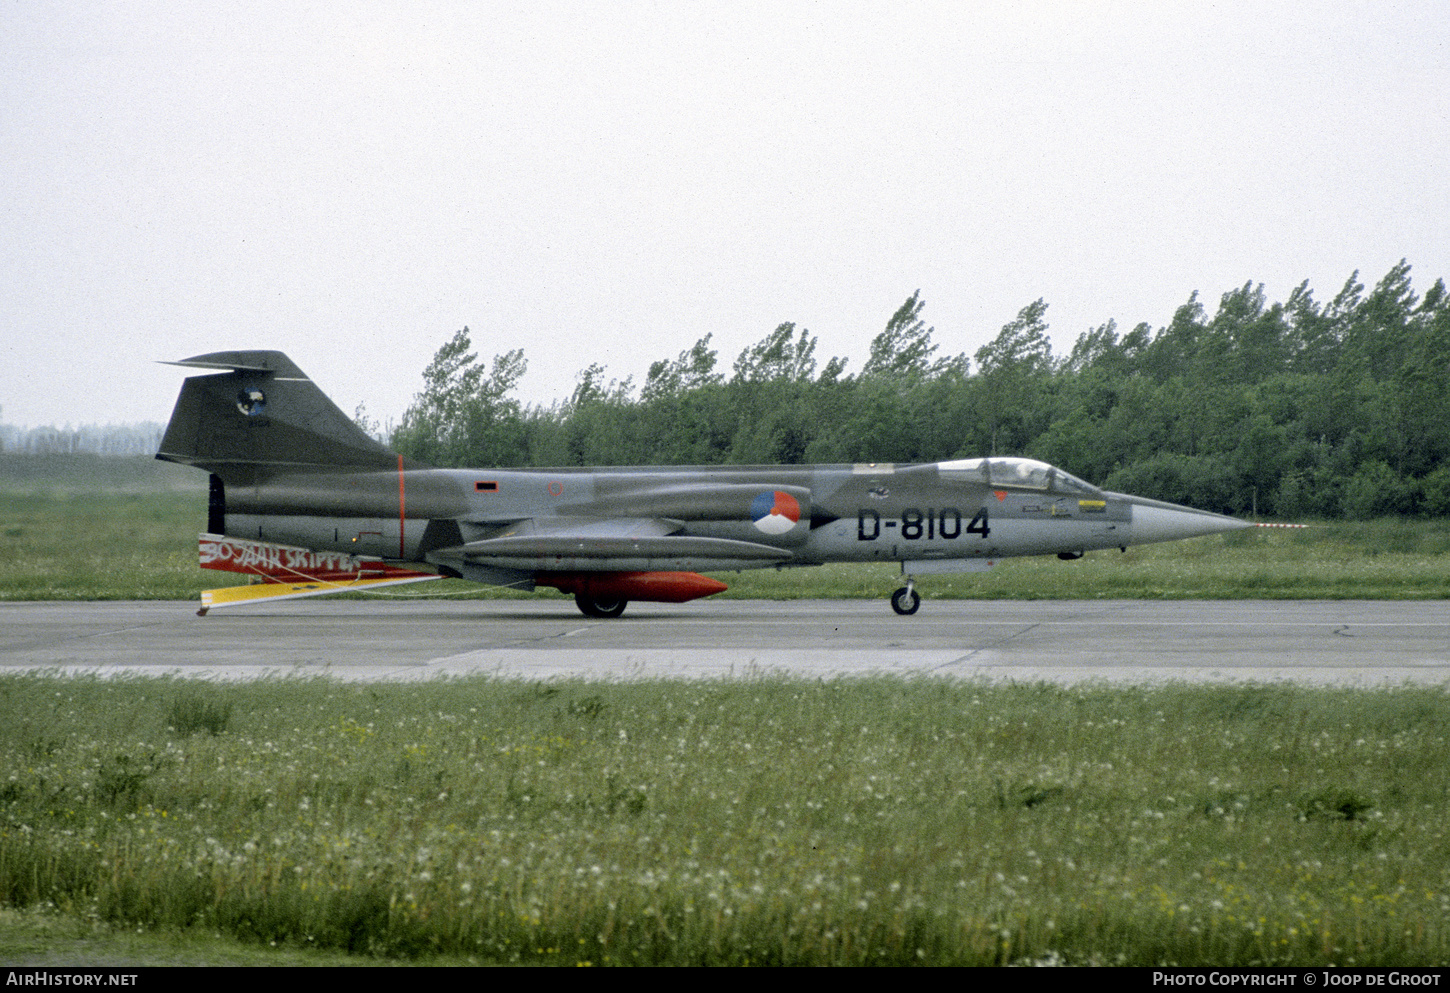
575, 593, 628, 619
890, 579, 920, 615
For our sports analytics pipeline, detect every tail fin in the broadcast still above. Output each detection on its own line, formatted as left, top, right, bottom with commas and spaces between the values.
157, 351, 406, 484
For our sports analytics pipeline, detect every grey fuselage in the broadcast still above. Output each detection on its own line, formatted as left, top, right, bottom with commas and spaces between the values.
222, 458, 1144, 578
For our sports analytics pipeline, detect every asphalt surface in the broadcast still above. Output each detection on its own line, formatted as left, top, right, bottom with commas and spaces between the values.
2, 598, 1448, 685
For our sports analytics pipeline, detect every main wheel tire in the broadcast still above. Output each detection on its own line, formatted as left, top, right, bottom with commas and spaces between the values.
575, 593, 628, 619
890, 587, 920, 615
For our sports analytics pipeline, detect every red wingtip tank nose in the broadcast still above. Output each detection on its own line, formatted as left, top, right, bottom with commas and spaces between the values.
535, 571, 729, 604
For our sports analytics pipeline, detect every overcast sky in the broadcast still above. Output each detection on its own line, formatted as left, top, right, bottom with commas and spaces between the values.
3, 1, 1447, 431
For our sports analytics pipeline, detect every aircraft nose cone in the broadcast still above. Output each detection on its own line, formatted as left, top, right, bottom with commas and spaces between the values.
1119, 495, 1253, 545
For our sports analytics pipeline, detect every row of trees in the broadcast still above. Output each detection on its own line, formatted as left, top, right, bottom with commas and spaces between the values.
389, 260, 1450, 519
0, 421, 164, 455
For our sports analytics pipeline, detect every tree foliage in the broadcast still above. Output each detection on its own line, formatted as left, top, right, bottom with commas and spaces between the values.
732, 323, 820, 384
392, 262, 1450, 518
391, 327, 527, 466
861, 291, 967, 381
642, 335, 723, 401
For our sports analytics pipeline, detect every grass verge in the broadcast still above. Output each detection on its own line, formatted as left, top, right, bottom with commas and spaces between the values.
2, 674, 1448, 966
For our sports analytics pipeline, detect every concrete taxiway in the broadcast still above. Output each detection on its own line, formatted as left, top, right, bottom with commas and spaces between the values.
2, 599, 1448, 685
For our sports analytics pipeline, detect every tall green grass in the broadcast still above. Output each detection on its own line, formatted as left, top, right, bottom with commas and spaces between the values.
0, 491, 207, 600
2, 675, 1448, 965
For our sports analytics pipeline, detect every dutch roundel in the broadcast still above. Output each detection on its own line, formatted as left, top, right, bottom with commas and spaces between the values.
750, 490, 801, 535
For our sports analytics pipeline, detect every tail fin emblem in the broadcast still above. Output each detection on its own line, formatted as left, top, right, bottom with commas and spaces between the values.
235, 388, 266, 416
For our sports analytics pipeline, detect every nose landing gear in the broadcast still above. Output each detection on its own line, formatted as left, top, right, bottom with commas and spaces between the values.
890, 578, 920, 615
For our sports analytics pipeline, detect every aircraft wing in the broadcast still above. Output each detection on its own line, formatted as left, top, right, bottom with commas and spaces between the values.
194, 533, 442, 614
438, 516, 794, 571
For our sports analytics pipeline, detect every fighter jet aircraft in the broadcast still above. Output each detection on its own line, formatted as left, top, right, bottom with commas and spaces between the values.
158, 350, 1250, 617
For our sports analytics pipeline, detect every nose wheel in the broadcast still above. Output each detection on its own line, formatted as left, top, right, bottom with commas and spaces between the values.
890, 582, 920, 615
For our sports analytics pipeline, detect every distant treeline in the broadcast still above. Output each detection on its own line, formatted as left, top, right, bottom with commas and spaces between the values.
0, 422, 163, 456
0, 452, 203, 492
388, 260, 1450, 520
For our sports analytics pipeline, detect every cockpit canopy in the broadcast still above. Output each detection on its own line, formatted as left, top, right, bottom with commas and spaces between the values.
935, 457, 1101, 495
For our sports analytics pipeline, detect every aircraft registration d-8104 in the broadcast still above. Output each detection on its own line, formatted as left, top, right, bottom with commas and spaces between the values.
158, 351, 1250, 617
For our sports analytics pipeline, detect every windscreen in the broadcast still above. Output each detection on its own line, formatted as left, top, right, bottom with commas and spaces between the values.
937, 457, 1101, 495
